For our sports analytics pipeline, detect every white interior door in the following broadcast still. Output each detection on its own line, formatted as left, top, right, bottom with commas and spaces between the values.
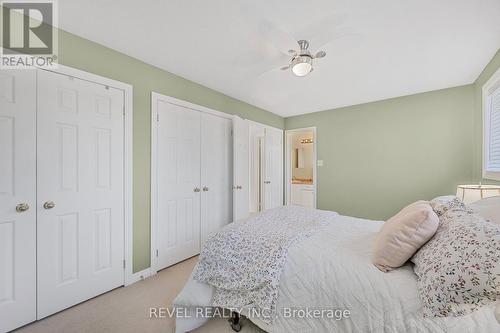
232, 116, 249, 221
263, 127, 283, 210
249, 123, 265, 213
201, 113, 232, 244
155, 101, 201, 270
36, 70, 125, 319
0, 70, 37, 332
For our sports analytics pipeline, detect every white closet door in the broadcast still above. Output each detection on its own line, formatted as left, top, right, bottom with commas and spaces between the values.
201, 113, 232, 244
232, 116, 249, 221
36, 70, 125, 319
0, 70, 37, 332
263, 127, 283, 210
155, 101, 201, 269
249, 123, 265, 213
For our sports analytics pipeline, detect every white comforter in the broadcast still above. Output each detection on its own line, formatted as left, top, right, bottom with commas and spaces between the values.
174, 214, 499, 333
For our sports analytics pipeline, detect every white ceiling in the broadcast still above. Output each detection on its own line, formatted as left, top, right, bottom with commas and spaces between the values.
59, 0, 500, 117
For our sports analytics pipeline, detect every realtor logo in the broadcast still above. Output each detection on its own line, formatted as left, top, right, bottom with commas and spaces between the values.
1, 0, 58, 68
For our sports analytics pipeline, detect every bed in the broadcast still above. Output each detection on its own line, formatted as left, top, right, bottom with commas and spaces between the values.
173, 206, 499, 333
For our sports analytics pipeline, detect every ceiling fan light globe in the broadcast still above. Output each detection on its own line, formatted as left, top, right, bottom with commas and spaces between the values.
292, 62, 312, 76
291, 56, 313, 76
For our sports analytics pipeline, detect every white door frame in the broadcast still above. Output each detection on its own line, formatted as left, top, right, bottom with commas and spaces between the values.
37, 64, 135, 286
285, 127, 317, 208
150, 92, 233, 274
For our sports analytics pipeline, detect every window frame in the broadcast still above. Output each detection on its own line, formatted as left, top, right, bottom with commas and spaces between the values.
483, 67, 500, 181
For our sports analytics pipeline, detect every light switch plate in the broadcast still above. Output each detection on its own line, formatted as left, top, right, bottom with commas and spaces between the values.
317, 160, 324, 167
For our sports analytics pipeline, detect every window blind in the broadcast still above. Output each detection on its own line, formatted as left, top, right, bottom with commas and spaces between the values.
487, 86, 500, 171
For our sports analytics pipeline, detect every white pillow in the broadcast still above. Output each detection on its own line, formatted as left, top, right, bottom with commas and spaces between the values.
469, 196, 500, 225
372, 201, 439, 272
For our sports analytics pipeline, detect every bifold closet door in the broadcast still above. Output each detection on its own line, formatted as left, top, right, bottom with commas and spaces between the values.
232, 116, 250, 221
0, 70, 37, 332
156, 101, 201, 269
200, 113, 232, 245
36, 70, 125, 319
262, 127, 283, 210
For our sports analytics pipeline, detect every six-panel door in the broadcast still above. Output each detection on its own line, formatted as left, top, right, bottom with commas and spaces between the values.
0, 70, 37, 333
36, 70, 125, 319
263, 127, 284, 210
156, 101, 201, 269
201, 112, 232, 245
232, 116, 250, 221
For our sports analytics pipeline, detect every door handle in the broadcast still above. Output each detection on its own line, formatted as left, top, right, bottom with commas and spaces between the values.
202, 186, 209, 192
264, 181, 271, 184
194, 187, 200, 192
43, 201, 56, 209
237, 185, 242, 190
16, 203, 29, 212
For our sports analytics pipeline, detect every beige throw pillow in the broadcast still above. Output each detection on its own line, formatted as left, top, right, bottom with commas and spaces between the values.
372, 201, 439, 272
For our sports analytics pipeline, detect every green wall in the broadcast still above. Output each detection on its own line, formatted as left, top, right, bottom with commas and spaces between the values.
56, 31, 284, 272
473, 49, 500, 184
285, 86, 476, 220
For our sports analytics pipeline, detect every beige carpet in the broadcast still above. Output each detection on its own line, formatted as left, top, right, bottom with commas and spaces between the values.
15, 257, 263, 333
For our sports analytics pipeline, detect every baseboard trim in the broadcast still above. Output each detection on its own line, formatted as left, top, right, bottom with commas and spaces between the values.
125, 268, 152, 286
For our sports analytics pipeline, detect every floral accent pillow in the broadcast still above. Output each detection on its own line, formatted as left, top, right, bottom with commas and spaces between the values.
428, 195, 469, 217
411, 196, 500, 317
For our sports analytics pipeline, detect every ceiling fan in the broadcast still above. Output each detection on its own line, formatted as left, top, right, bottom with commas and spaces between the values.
230, 7, 360, 80
280, 40, 326, 77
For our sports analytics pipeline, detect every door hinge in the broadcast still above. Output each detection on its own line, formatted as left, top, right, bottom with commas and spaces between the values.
156, 249, 159, 257
123, 260, 126, 269
156, 113, 159, 122
123, 107, 125, 116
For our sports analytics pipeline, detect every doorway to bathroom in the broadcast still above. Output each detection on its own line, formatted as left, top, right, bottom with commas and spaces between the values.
285, 127, 317, 209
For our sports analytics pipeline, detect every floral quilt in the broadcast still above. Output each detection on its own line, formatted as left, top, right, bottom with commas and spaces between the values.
193, 205, 338, 324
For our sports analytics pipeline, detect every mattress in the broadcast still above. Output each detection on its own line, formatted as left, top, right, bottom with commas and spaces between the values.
173, 214, 499, 333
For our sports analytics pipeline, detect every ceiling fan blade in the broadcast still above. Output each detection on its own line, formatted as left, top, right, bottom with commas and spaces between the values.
228, 31, 291, 73
259, 19, 299, 56
295, 12, 347, 43
314, 51, 326, 59
237, 2, 298, 56
257, 58, 297, 79
308, 26, 362, 53
315, 31, 364, 58
231, 50, 268, 68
